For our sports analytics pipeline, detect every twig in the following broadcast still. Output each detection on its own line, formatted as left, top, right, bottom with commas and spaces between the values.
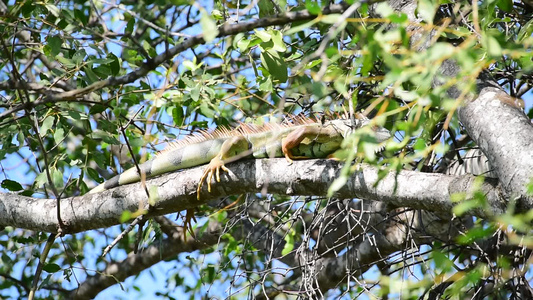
28, 233, 59, 300
102, 214, 146, 257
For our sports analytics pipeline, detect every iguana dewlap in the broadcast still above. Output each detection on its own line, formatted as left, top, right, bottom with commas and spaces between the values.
89, 116, 391, 198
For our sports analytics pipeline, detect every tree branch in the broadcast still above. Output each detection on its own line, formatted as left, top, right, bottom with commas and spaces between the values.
458, 87, 533, 209
0, 157, 507, 234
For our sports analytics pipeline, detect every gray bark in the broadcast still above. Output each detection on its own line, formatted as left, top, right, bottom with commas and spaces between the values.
458, 88, 533, 209
0, 159, 508, 233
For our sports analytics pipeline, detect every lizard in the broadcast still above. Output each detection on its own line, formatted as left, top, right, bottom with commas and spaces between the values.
89, 114, 391, 235
89, 114, 391, 198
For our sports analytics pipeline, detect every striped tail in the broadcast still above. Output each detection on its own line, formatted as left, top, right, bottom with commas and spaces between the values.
89, 139, 226, 193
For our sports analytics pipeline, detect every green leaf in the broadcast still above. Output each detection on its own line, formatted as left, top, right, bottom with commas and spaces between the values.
43, 263, 61, 273
258, 0, 276, 17
34, 172, 48, 188
497, 0, 512, 12
1, 179, 23, 191
426, 42, 455, 61
417, 0, 437, 23
183, 60, 196, 71
47, 35, 62, 57
86, 168, 103, 183
200, 13, 218, 43
432, 249, 453, 271
108, 53, 120, 76
389, 13, 408, 24
237, 38, 251, 52
199, 103, 215, 118
74, 9, 89, 25
254, 30, 271, 42
52, 168, 64, 189
120, 210, 132, 223
148, 185, 160, 206
56, 56, 76, 68
125, 18, 135, 35
53, 128, 65, 144
270, 30, 287, 52
211, 9, 224, 20
92, 130, 120, 145
44, 3, 60, 17
259, 40, 274, 52
282, 231, 295, 256
305, 58, 322, 70
457, 226, 494, 244
527, 178, 533, 196
170, 106, 184, 126
258, 76, 272, 91
84, 67, 99, 83
205, 264, 216, 283
40, 116, 55, 137
517, 18, 533, 42
374, 2, 394, 17
305, 0, 321, 14
260, 50, 288, 82
453, 199, 480, 216
190, 85, 200, 102
413, 138, 426, 151
67, 110, 81, 120
189, 121, 208, 128
484, 35, 502, 57
89, 105, 106, 115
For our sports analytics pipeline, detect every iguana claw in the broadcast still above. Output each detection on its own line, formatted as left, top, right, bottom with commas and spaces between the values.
197, 156, 229, 200
182, 209, 197, 241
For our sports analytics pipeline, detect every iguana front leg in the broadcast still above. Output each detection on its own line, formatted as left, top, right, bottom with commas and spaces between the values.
197, 136, 250, 200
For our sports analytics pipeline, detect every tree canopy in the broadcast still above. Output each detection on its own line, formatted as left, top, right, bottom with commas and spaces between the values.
1, 0, 532, 299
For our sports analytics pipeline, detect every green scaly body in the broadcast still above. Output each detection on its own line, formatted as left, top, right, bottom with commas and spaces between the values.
90, 117, 391, 195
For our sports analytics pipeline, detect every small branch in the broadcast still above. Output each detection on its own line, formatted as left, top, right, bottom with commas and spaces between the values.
102, 214, 145, 257
28, 233, 59, 300
0, 272, 30, 294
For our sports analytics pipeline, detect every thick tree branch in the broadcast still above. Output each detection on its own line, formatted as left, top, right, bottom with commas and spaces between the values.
0, 158, 506, 234
458, 87, 533, 209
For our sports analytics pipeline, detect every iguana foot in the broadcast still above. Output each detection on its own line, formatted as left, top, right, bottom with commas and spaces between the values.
197, 156, 229, 200
327, 154, 341, 161
284, 153, 294, 164
182, 209, 197, 241
283, 152, 309, 164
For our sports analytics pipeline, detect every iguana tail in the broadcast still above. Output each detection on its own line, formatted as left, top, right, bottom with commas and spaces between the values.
89, 138, 226, 193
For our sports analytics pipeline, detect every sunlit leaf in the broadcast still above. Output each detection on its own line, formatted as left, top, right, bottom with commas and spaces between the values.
260, 49, 288, 82
200, 12, 219, 43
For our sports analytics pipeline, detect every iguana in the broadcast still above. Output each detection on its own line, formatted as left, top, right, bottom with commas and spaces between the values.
90, 115, 391, 198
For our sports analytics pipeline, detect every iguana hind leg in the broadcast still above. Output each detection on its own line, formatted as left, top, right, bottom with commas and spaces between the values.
282, 126, 324, 163
197, 136, 250, 200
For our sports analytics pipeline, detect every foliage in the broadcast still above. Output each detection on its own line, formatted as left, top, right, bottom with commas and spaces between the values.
0, 0, 532, 299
